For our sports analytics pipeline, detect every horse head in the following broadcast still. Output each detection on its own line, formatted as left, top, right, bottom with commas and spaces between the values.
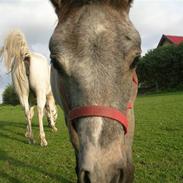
49, 0, 141, 182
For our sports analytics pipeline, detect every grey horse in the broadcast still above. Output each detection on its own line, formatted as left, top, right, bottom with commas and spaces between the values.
49, 0, 141, 182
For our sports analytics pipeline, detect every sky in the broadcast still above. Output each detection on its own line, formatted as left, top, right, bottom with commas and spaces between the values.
0, 0, 183, 103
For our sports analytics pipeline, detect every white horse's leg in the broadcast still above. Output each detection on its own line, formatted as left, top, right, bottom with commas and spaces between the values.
50, 117, 58, 132
45, 110, 57, 132
37, 93, 48, 147
30, 106, 35, 120
26, 106, 35, 138
47, 106, 57, 132
45, 94, 58, 132
20, 96, 35, 144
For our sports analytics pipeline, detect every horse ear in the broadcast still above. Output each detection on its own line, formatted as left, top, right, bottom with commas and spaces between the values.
126, 0, 134, 12
129, 0, 133, 5
111, 0, 134, 12
126, 0, 134, 8
50, 0, 61, 10
49, 0, 134, 14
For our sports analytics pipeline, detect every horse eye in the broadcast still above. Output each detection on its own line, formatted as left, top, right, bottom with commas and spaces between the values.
51, 58, 60, 71
130, 56, 140, 69
51, 58, 66, 75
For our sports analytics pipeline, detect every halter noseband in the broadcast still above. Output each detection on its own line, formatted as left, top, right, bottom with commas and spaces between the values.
69, 105, 128, 133
60, 72, 138, 134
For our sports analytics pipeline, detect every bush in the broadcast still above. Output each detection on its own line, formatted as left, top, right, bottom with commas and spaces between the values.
2, 85, 19, 105
137, 43, 183, 91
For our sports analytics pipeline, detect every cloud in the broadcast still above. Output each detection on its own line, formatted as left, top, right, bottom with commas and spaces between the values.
0, 0, 57, 44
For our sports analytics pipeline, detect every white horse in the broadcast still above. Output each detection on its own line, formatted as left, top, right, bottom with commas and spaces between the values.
0, 30, 57, 146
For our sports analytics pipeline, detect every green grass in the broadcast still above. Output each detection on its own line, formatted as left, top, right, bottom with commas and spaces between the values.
0, 92, 183, 183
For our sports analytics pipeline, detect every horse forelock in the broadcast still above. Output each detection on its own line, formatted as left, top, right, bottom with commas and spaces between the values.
50, 0, 133, 7
50, 0, 134, 19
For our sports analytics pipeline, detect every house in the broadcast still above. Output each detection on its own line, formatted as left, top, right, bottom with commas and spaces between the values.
157, 35, 183, 47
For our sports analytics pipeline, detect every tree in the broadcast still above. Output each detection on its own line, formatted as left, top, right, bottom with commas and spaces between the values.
137, 43, 183, 91
2, 85, 19, 105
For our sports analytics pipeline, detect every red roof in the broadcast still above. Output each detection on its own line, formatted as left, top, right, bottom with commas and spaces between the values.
158, 34, 183, 47
165, 35, 183, 44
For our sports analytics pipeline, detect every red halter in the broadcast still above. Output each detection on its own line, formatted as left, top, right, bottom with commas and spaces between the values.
60, 72, 138, 134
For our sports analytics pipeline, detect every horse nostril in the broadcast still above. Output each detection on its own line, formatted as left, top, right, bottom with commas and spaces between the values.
84, 171, 91, 183
110, 169, 124, 183
119, 169, 124, 182
80, 171, 91, 183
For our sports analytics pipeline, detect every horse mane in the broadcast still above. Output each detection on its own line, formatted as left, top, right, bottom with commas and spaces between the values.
0, 30, 31, 94
50, 0, 133, 14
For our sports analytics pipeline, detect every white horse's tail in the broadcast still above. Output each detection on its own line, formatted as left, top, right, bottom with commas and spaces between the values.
0, 30, 31, 74
0, 47, 3, 56
0, 30, 31, 98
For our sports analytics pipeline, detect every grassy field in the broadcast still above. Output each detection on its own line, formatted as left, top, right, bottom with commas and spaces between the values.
0, 92, 183, 183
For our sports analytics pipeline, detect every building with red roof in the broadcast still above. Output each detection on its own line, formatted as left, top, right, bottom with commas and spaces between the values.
157, 35, 183, 47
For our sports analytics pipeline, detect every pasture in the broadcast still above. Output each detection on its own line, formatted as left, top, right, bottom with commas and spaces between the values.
0, 92, 183, 183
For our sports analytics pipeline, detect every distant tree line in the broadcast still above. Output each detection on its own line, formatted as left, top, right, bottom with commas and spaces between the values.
137, 43, 183, 92
2, 85, 19, 105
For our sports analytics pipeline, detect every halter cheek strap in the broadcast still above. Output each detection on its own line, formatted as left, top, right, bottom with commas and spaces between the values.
60, 72, 138, 134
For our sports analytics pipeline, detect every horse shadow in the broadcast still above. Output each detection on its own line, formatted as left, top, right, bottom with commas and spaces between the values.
0, 120, 27, 144
0, 120, 51, 143
0, 120, 41, 129
0, 149, 73, 183
0, 120, 24, 129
